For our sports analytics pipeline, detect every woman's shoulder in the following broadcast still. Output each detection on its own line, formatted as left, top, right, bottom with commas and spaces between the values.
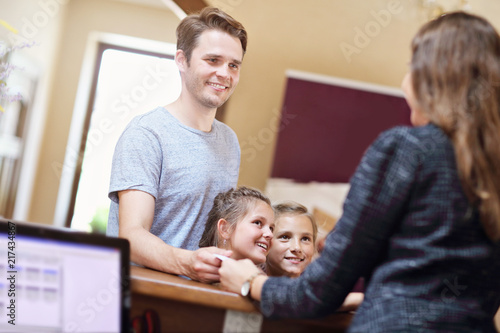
377, 123, 442, 140
360, 124, 453, 175
374, 124, 449, 153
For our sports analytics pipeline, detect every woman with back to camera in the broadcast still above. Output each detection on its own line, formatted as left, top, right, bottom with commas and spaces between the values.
219, 12, 500, 332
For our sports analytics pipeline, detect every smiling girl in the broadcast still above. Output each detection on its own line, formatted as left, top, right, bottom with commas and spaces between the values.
199, 186, 275, 265
266, 202, 317, 278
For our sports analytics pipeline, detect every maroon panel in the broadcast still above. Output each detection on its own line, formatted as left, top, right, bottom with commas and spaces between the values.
271, 77, 412, 183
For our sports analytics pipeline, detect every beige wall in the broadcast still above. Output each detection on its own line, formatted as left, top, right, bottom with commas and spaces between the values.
208, 0, 500, 191
1, 0, 67, 221
9, 0, 500, 224
216, 0, 419, 190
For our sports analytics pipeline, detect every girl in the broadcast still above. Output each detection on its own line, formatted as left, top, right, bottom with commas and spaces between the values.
265, 202, 317, 278
266, 201, 364, 311
219, 12, 500, 332
199, 186, 274, 265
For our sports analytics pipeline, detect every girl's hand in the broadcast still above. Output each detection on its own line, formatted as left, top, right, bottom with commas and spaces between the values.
337, 292, 364, 312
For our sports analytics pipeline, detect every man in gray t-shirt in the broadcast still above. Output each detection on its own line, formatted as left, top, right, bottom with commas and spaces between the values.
107, 7, 247, 283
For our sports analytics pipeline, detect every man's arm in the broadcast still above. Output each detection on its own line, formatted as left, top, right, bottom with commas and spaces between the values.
117, 189, 232, 283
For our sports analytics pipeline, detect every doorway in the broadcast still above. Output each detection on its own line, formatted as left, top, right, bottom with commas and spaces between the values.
61, 36, 181, 232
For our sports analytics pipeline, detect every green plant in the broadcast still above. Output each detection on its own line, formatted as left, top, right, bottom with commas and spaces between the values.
89, 206, 109, 234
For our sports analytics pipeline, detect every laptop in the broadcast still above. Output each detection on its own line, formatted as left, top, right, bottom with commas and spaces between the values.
0, 218, 130, 333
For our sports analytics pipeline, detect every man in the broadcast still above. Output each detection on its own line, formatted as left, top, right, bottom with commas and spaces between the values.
106, 7, 247, 283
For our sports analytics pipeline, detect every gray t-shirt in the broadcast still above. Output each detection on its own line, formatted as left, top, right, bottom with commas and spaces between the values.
107, 106, 240, 251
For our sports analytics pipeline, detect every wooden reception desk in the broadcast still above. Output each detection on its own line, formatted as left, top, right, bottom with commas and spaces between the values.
130, 266, 353, 332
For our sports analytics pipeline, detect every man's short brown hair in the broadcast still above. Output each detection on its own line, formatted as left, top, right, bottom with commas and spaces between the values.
176, 7, 247, 63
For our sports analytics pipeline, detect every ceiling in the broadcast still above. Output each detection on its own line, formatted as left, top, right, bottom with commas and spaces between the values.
108, 0, 207, 14
109, 0, 167, 9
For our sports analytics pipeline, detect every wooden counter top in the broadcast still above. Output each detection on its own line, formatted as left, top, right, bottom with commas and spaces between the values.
131, 265, 257, 313
130, 266, 353, 332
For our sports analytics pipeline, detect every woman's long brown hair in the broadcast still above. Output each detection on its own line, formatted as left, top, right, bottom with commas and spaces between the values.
411, 12, 500, 241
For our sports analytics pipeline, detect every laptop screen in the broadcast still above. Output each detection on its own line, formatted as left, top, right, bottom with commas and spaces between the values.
0, 219, 130, 333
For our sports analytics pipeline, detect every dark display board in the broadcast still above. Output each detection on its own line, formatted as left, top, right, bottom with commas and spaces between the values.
271, 70, 412, 183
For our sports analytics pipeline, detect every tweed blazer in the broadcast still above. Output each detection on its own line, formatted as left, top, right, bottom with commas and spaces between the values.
260, 124, 500, 332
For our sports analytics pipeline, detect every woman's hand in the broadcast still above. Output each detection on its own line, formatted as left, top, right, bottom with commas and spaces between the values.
219, 259, 263, 295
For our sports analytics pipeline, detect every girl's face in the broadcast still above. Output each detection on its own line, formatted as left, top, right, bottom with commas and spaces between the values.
266, 215, 316, 278
228, 201, 274, 264
402, 72, 430, 127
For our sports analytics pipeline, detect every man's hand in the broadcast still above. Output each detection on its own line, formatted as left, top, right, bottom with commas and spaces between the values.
183, 247, 233, 283
118, 190, 234, 283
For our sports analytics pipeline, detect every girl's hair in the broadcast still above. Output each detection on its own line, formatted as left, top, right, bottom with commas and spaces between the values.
176, 7, 247, 63
199, 186, 271, 248
411, 12, 500, 240
273, 201, 318, 244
